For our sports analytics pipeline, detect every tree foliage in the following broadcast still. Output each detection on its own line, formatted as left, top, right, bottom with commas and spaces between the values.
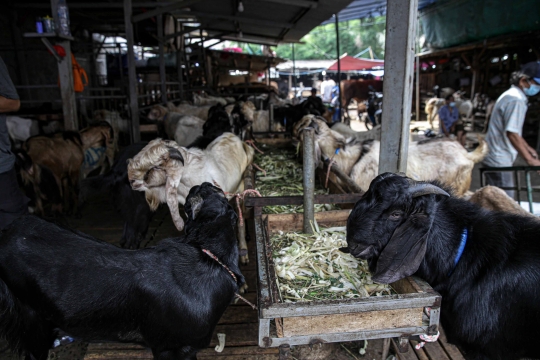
275, 17, 386, 60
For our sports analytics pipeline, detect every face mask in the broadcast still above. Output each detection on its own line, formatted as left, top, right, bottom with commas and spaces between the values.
449, 102, 456, 107
524, 83, 540, 97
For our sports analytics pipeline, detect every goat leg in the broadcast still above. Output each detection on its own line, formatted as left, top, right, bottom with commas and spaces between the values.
166, 176, 185, 231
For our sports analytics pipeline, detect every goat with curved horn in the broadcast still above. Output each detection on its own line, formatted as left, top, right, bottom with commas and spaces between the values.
346, 172, 540, 359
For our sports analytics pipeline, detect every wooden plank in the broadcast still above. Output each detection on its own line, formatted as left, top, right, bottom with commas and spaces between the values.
378, 0, 418, 174
218, 306, 258, 325
264, 210, 350, 233
281, 307, 423, 337
438, 327, 465, 360
197, 346, 279, 359
244, 194, 362, 207
409, 341, 430, 360
392, 277, 424, 295
209, 323, 258, 347
391, 338, 420, 360
422, 341, 450, 360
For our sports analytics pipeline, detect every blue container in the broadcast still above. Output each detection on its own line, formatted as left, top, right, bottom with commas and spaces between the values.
36, 18, 43, 33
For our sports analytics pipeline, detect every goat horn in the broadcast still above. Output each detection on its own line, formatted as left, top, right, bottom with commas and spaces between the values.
407, 181, 450, 198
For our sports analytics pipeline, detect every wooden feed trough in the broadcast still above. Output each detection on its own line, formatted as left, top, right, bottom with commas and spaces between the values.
252, 209, 441, 350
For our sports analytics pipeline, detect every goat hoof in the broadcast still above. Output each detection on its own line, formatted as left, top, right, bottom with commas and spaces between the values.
239, 283, 248, 294
240, 254, 249, 266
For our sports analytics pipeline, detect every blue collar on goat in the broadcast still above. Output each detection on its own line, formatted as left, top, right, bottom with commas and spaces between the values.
346, 172, 540, 359
448, 227, 468, 276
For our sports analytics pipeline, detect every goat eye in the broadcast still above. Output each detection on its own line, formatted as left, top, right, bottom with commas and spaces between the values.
389, 211, 402, 220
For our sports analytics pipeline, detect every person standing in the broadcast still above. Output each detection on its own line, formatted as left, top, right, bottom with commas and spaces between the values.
483, 61, 540, 198
320, 75, 335, 103
439, 94, 466, 146
0, 56, 28, 229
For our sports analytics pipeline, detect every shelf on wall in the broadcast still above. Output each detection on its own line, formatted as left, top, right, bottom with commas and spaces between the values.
23, 32, 74, 41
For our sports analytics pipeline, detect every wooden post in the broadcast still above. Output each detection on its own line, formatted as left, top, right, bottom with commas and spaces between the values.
302, 128, 315, 234
335, 13, 342, 116
177, 24, 184, 101
158, 14, 167, 104
378, 0, 419, 174
57, 40, 78, 130
124, 0, 140, 142
50, 0, 77, 130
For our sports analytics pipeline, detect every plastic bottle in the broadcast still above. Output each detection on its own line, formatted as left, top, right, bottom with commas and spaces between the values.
36, 18, 43, 33
57, 0, 71, 37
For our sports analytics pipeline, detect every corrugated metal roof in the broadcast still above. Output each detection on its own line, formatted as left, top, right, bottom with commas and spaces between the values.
321, 0, 439, 23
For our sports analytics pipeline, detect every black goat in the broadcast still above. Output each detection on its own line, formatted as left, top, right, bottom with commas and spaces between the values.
274, 104, 311, 133
80, 142, 152, 249
344, 172, 540, 360
0, 182, 244, 360
188, 104, 234, 149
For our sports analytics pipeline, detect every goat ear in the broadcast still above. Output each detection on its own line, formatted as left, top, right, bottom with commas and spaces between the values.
167, 147, 184, 165
371, 212, 432, 284
188, 195, 204, 219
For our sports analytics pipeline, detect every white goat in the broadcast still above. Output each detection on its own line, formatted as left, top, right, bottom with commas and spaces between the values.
193, 93, 234, 106
147, 105, 205, 147
6, 116, 61, 148
251, 110, 285, 133
166, 102, 212, 120
294, 115, 487, 196
127, 134, 254, 262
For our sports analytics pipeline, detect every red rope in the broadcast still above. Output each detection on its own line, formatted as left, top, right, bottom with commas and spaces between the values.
245, 140, 264, 154
252, 163, 266, 176
232, 189, 262, 226
202, 248, 258, 310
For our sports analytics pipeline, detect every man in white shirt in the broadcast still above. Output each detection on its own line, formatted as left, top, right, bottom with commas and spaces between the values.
483, 61, 540, 198
320, 76, 335, 103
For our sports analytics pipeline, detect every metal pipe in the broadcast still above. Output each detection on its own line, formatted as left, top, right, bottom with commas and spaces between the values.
269, 104, 275, 132
292, 43, 297, 94
526, 171, 533, 213
335, 13, 342, 117
302, 128, 315, 234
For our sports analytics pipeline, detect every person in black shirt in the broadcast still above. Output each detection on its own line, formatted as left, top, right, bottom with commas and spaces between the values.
0, 57, 28, 229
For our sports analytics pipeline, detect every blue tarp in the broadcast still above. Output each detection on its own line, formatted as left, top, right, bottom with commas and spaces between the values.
322, 0, 438, 23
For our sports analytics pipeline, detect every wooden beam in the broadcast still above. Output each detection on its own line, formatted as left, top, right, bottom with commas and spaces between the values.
124, 0, 140, 142
57, 41, 78, 130
15, 1, 182, 8
132, 0, 201, 23
177, 11, 294, 28
379, 0, 419, 174
256, 0, 318, 8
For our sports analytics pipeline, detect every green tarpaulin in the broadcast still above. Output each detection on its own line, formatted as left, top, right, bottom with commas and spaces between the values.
420, 0, 540, 49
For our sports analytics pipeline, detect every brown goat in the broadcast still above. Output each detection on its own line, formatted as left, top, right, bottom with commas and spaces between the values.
23, 133, 84, 215
469, 185, 538, 218
79, 122, 115, 178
